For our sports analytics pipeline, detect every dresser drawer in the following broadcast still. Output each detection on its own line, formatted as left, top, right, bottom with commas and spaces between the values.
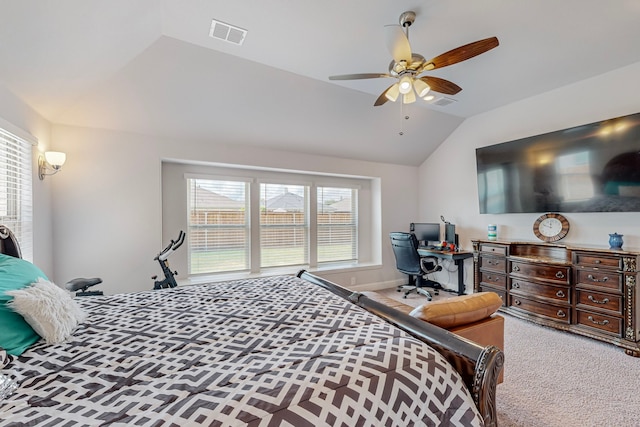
573, 252, 621, 269
477, 285, 506, 306
575, 269, 623, 292
510, 279, 570, 304
576, 310, 623, 336
510, 295, 570, 323
576, 289, 623, 316
510, 261, 571, 285
479, 243, 507, 256
479, 271, 507, 289
479, 256, 507, 273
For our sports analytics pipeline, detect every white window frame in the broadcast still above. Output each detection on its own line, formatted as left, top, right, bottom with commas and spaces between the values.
163, 162, 374, 278
258, 181, 310, 269
316, 185, 359, 264
186, 174, 252, 274
0, 118, 36, 261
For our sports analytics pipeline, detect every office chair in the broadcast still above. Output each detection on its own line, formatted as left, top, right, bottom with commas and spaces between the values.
389, 232, 442, 300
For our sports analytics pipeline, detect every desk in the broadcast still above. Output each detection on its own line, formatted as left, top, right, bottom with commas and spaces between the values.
417, 248, 473, 295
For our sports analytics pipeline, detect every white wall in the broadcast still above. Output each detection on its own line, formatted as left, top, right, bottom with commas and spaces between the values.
419, 60, 640, 289
0, 84, 53, 274
50, 125, 419, 294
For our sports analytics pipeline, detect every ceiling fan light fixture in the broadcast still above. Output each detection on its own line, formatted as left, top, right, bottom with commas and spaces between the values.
413, 79, 431, 97
403, 90, 416, 104
398, 75, 413, 94
385, 83, 400, 102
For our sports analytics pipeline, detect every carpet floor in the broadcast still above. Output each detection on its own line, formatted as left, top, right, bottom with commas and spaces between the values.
375, 287, 640, 427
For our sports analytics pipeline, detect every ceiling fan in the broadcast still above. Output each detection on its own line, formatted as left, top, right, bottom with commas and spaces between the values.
329, 11, 499, 106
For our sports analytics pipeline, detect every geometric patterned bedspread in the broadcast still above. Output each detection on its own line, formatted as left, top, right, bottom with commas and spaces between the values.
1, 275, 483, 426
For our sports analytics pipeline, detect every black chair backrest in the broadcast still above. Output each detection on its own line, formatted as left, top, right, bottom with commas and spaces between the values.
0, 225, 22, 258
389, 232, 422, 275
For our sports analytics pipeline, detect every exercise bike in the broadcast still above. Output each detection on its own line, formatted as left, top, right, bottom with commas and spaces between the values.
151, 230, 185, 289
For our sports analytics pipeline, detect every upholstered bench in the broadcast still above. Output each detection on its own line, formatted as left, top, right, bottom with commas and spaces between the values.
362, 290, 504, 383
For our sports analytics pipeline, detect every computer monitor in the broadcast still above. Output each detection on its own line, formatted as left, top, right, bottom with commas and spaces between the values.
410, 222, 440, 246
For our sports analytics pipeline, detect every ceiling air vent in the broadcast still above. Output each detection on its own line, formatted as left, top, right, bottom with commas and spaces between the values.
432, 97, 457, 106
209, 19, 247, 45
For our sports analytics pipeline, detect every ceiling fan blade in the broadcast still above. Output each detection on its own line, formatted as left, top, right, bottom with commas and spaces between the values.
421, 36, 499, 71
418, 76, 462, 95
384, 24, 412, 64
329, 73, 391, 80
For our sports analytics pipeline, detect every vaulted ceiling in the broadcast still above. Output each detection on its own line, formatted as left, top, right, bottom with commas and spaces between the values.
2, 0, 640, 165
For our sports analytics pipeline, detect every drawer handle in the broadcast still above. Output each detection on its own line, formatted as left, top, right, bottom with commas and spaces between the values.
588, 295, 610, 305
557, 310, 566, 318
587, 315, 610, 326
555, 271, 565, 279
512, 265, 520, 272
595, 260, 601, 264
513, 299, 521, 306
512, 282, 520, 289
487, 260, 497, 265
587, 274, 608, 283
556, 290, 565, 298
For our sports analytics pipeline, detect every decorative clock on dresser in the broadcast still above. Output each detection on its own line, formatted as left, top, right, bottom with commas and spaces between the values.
472, 238, 640, 356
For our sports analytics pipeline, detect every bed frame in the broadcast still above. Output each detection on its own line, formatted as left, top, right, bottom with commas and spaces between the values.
0, 225, 21, 258
297, 270, 504, 427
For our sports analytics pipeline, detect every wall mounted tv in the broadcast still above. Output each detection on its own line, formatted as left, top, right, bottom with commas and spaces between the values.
476, 111, 640, 214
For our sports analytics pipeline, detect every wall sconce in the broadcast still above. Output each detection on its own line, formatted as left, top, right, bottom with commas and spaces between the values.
38, 151, 66, 180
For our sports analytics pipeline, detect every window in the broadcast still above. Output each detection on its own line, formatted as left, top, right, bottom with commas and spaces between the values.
0, 126, 34, 260
260, 183, 308, 268
317, 186, 357, 263
178, 166, 367, 276
187, 178, 250, 274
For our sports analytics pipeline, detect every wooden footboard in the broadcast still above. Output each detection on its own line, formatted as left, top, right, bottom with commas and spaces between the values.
297, 270, 504, 427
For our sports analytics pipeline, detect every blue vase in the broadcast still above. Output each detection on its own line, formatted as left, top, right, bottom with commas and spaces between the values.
609, 233, 623, 250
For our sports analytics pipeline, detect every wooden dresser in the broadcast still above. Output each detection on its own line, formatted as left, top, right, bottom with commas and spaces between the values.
472, 239, 640, 356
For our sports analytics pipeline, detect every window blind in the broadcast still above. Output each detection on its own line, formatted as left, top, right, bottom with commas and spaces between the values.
260, 183, 308, 268
317, 186, 358, 263
175, 165, 370, 276
0, 128, 33, 260
187, 178, 250, 274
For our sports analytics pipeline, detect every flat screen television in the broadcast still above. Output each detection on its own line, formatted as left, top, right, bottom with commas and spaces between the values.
476, 111, 640, 213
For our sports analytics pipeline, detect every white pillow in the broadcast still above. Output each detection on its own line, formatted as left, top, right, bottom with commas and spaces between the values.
6, 278, 86, 344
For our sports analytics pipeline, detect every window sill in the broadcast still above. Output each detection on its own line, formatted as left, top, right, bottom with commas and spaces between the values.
180, 262, 382, 286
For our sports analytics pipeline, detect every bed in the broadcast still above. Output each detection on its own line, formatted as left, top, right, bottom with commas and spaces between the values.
0, 227, 503, 426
